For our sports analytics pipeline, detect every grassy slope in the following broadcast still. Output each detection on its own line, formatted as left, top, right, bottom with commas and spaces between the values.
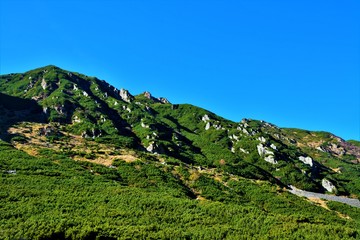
0, 140, 359, 239
1, 66, 360, 239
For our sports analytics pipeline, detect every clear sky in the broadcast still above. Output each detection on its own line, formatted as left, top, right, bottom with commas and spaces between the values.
1, 0, 359, 140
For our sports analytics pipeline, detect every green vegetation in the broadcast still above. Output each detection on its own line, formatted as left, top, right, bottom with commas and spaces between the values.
1, 65, 360, 239
1, 140, 359, 239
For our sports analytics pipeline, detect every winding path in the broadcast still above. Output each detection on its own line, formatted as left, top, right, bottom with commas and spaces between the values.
288, 185, 360, 208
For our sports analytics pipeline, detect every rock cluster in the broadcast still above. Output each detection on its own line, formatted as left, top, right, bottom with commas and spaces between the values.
322, 178, 336, 193
298, 156, 313, 167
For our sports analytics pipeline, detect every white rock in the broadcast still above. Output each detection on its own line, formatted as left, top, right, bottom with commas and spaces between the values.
73, 115, 81, 123
158, 97, 170, 104
144, 91, 152, 99
242, 128, 249, 135
298, 156, 313, 167
214, 124, 222, 130
258, 144, 277, 164
119, 88, 132, 103
316, 146, 325, 152
239, 148, 249, 154
322, 179, 336, 192
232, 134, 239, 141
258, 136, 266, 143
257, 144, 266, 156
231, 147, 235, 153
146, 142, 159, 154
146, 143, 155, 152
257, 144, 274, 156
83, 91, 89, 97
202, 114, 210, 122
205, 122, 211, 130
270, 144, 277, 150
141, 122, 149, 128
41, 78, 47, 90
73, 84, 78, 91
265, 155, 277, 164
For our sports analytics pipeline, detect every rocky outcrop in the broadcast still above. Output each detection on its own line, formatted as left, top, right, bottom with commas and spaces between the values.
264, 155, 276, 164
202, 114, 210, 122
119, 88, 133, 103
41, 78, 47, 90
328, 143, 346, 156
146, 142, 164, 154
158, 97, 170, 104
144, 91, 152, 99
322, 178, 336, 193
257, 143, 277, 164
298, 156, 313, 167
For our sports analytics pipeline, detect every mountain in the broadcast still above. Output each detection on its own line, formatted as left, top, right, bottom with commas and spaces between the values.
0, 65, 359, 239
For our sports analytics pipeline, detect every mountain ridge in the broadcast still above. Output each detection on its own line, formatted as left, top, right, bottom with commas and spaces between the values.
1, 65, 359, 193
1, 65, 360, 239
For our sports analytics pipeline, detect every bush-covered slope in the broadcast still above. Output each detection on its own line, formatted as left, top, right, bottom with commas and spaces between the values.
1, 140, 359, 239
1, 66, 360, 239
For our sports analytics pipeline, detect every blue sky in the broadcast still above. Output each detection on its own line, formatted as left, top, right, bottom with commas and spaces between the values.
1, 0, 359, 140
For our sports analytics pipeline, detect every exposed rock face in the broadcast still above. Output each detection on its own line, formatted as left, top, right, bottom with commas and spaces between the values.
158, 97, 170, 104
146, 142, 163, 154
322, 179, 336, 193
232, 134, 239, 141
41, 78, 47, 90
329, 143, 346, 156
258, 136, 266, 143
205, 122, 211, 130
298, 156, 313, 167
257, 143, 277, 164
242, 128, 249, 135
202, 114, 210, 122
316, 146, 325, 152
144, 91, 152, 99
119, 88, 133, 103
270, 144, 277, 150
265, 155, 277, 164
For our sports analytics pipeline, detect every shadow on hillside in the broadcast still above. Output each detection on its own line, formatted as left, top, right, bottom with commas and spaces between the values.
0, 92, 46, 141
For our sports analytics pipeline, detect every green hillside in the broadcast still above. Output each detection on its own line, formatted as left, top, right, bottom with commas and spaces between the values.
1, 66, 359, 239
